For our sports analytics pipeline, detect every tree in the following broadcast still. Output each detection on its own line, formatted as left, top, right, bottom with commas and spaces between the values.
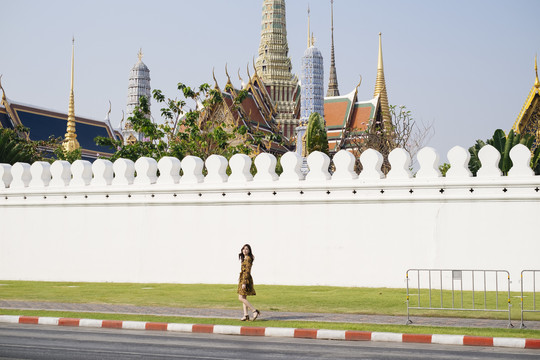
305, 112, 329, 155
95, 83, 283, 163
350, 105, 433, 173
468, 129, 540, 176
0, 126, 55, 165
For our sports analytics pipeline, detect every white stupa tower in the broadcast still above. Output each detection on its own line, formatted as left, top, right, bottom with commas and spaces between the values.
123, 49, 151, 144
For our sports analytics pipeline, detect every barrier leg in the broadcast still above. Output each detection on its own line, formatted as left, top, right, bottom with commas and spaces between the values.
508, 303, 514, 328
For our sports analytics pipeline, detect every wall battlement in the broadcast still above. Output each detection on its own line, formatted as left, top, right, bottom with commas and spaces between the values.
0, 145, 539, 288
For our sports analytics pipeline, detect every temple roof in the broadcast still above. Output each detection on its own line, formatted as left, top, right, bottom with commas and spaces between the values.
512, 55, 540, 135
0, 97, 119, 160
324, 88, 380, 152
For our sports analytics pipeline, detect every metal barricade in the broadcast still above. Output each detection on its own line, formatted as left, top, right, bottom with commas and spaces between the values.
520, 270, 539, 329
406, 269, 513, 328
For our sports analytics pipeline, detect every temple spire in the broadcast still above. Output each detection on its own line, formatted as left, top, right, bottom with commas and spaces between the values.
535, 54, 539, 88
307, 5, 311, 48
326, 0, 340, 97
255, 0, 299, 138
373, 33, 391, 125
62, 37, 80, 152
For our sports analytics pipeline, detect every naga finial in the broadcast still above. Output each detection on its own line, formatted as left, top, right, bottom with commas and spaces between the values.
212, 67, 218, 88
356, 75, 363, 90
0, 74, 6, 102
225, 63, 231, 83
238, 69, 246, 88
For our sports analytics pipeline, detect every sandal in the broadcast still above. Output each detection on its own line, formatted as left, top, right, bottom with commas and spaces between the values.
240, 315, 250, 321
252, 310, 260, 321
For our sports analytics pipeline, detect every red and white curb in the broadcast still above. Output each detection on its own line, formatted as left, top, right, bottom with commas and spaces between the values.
1, 315, 539, 350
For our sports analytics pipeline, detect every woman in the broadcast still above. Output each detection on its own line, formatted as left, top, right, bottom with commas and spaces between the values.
238, 244, 260, 321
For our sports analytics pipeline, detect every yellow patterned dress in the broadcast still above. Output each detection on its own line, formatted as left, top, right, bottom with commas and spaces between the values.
237, 256, 256, 296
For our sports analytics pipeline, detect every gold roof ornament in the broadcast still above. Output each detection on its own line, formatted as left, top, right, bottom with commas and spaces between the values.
63, 37, 80, 152
138, 48, 143, 62
512, 54, 540, 134
373, 33, 391, 126
0, 74, 6, 102
535, 54, 539, 88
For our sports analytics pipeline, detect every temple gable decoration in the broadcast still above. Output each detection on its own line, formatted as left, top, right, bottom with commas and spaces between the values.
512, 55, 540, 149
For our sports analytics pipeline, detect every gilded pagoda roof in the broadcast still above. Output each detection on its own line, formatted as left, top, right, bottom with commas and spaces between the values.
512, 55, 540, 134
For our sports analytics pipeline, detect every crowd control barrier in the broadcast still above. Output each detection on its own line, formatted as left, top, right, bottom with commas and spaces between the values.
520, 270, 540, 329
406, 269, 513, 328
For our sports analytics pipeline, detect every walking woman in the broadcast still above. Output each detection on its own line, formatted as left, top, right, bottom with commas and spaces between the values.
238, 244, 260, 321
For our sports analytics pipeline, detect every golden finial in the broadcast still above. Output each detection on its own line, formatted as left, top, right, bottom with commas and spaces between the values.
63, 37, 80, 152
535, 54, 539, 88
377, 33, 384, 71
356, 75, 363, 90
373, 33, 391, 125
252, 56, 257, 74
246, 63, 252, 83
225, 63, 232, 84
138, 48, 143, 62
0, 74, 6, 102
212, 67, 218, 88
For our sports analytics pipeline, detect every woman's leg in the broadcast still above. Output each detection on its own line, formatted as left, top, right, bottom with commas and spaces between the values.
238, 295, 255, 314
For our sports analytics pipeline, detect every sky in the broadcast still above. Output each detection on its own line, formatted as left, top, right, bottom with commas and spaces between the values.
1, 0, 539, 161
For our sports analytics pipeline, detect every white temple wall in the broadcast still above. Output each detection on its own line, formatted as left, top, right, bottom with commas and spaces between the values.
0, 146, 539, 289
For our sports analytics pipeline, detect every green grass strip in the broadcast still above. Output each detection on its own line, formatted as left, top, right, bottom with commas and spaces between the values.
0, 280, 538, 322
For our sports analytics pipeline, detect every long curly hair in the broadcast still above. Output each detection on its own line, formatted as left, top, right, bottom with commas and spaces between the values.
238, 244, 255, 262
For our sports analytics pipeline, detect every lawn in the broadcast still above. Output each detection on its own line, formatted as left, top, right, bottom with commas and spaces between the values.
0, 281, 539, 325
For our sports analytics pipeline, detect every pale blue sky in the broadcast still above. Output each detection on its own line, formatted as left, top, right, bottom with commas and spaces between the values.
1, 0, 539, 159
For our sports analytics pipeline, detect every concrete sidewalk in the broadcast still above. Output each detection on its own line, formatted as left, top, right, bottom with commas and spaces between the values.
1, 300, 538, 330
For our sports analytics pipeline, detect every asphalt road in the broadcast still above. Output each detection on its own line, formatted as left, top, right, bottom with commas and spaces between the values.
0, 324, 538, 360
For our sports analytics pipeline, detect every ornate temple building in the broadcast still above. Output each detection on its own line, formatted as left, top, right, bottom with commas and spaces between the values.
255, 0, 300, 138
324, 32, 391, 152
123, 50, 151, 145
199, 0, 392, 155
0, 41, 119, 161
300, 7, 325, 125
512, 55, 540, 149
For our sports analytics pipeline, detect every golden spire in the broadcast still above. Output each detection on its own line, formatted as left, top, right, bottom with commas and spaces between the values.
138, 48, 143, 62
373, 32, 391, 125
63, 37, 80, 152
535, 54, 539, 88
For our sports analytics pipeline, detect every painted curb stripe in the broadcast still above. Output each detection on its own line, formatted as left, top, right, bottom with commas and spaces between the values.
58, 318, 80, 327
1, 315, 539, 350
345, 331, 372, 341
145, 322, 168, 331
463, 336, 494, 347
526, 339, 540, 349
192, 324, 214, 333
241, 326, 266, 336
19, 316, 38, 324
403, 334, 432, 344
102, 320, 123, 329
294, 329, 318, 339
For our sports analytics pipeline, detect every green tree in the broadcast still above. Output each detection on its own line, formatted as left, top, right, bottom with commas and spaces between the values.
305, 112, 329, 155
0, 126, 55, 164
351, 105, 433, 173
468, 129, 540, 176
95, 83, 265, 162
